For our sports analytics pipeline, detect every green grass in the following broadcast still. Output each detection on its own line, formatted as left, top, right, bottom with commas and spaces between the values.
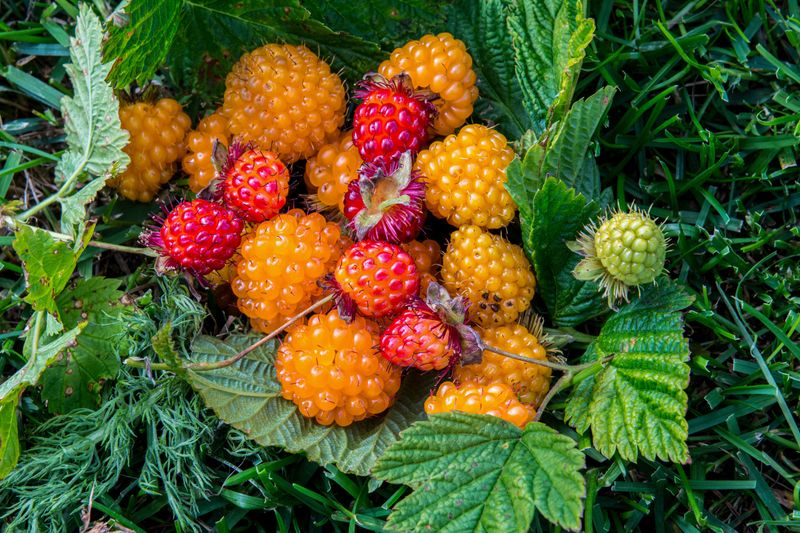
1, 0, 799, 531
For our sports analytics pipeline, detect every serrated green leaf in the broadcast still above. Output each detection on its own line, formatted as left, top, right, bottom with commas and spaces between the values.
526, 178, 606, 326
305, 0, 446, 51
544, 86, 615, 198
445, 0, 531, 138
56, 5, 129, 185
186, 335, 434, 476
0, 316, 84, 479
373, 412, 585, 532
40, 277, 132, 414
566, 280, 694, 463
105, 0, 183, 87
59, 176, 109, 238
56, 5, 129, 239
505, 86, 615, 208
507, 0, 593, 132
12, 225, 79, 315
551, 15, 594, 120
166, 0, 383, 87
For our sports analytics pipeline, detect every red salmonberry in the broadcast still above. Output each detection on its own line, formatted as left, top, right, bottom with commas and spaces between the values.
143, 199, 243, 276
333, 241, 420, 319
380, 301, 458, 371
221, 145, 290, 222
352, 73, 435, 166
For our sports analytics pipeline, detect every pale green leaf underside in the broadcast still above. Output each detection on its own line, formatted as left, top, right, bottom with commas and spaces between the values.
566, 280, 694, 463
186, 335, 433, 477
56, 5, 128, 240
373, 412, 585, 532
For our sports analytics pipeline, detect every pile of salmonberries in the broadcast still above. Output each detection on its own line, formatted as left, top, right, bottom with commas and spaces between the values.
137, 33, 667, 430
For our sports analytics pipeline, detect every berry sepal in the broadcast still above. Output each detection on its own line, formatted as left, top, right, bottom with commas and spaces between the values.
422, 282, 483, 366
319, 275, 358, 323
344, 151, 426, 243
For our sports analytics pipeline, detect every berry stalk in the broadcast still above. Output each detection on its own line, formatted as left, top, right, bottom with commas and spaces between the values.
124, 294, 335, 372
481, 342, 613, 421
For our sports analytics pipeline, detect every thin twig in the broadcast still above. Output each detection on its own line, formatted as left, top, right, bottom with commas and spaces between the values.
533, 373, 572, 422
125, 294, 335, 372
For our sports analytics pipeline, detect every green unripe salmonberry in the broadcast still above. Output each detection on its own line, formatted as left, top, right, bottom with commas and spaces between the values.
594, 212, 666, 286
570, 208, 667, 303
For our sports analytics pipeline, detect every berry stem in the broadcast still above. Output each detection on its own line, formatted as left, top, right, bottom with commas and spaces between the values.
48, 229, 159, 257
124, 294, 335, 372
533, 372, 572, 422
482, 343, 575, 372
1, 217, 158, 257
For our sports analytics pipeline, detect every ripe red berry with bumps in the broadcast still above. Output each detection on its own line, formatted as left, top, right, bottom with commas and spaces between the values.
332, 240, 420, 319
343, 152, 426, 243
221, 143, 290, 223
379, 282, 483, 371
352, 73, 436, 166
380, 301, 456, 371
143, 199, 244, 276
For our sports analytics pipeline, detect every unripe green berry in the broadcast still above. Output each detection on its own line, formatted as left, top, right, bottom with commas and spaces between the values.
571, 208, 668, 303
594, 212, 666, 286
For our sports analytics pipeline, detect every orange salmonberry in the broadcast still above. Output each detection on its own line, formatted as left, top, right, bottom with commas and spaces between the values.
416, 124, 516, 229
424, 381, 534, 429
454, 324, 551, 407
441, 225, 535, 327
304, 130, 362, 213
113, 98, 191, 202
276, 309, 402, 426
402, 239, 441, 295
232, 209, 344, 334
182, 110, 231, 193
222, 44, 346, 163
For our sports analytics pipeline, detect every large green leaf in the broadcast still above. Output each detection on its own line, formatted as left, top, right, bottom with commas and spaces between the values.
305, 0, 446, 51
186, 335, 434, 476
445, 0, 531, 138
528, 178, 606, 326
105, 0, 183, 87
506, 0, 594, 132
0, 317, 84, 479
565, 280, 694, 463
57, 5, 129, 238
373, 412, 585, 532
40, 278, 132, 414
540, 86, 615, 198
12, 226, 79, 317
165, 0, 383, 86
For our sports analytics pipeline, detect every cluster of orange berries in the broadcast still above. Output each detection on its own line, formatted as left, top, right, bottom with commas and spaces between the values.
128, 35, 549, 429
